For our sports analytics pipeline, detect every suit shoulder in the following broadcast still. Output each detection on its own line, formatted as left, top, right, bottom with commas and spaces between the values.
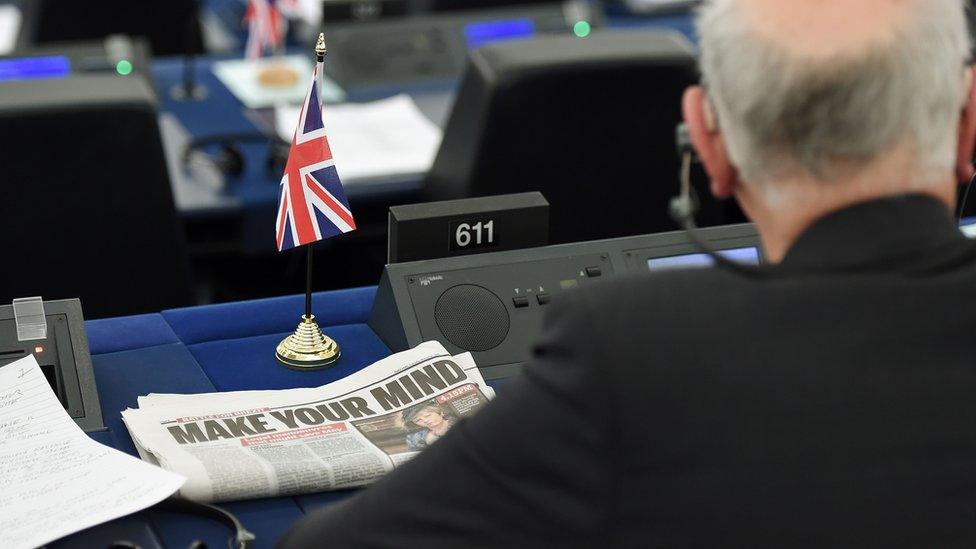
572, 268, 751, 316
552, 269, 755, 351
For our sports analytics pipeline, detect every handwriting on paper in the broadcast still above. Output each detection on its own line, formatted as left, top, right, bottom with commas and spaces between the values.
0, 355, 185, 549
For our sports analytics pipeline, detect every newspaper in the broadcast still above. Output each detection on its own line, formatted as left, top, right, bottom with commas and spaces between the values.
121, 341, 493, 503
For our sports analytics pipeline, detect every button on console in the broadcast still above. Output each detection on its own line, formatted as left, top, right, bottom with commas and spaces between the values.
585, 266, 602, 277
512, 296, 529, 308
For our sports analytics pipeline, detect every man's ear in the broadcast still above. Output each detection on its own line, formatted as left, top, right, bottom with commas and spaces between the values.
956, 66, 976, 184
681, 86, 738, 198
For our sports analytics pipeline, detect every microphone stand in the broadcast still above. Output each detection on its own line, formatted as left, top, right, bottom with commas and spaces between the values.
170, 11, 207, 101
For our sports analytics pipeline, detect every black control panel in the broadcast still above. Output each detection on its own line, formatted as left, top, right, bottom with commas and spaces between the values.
323, 2, 599, 88
0, 299, 103, 432
0, 37, 152, 80
370, 223, 761, 379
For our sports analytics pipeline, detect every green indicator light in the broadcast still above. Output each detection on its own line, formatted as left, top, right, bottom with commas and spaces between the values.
116, 60, 133, 76
573, 21, 591, 38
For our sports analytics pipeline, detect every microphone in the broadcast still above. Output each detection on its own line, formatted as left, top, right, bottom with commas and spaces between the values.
669, 123, 768, 277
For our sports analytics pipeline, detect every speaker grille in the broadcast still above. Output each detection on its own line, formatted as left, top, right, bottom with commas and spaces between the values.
434, 284, 510, 352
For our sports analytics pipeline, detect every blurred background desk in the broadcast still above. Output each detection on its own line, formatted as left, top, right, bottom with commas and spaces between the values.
150, 4, 702, 304
155, 58, 457, 221
1, 0, 726, 317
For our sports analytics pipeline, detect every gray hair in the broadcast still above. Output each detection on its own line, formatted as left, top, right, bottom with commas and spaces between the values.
697, 0, 971, 185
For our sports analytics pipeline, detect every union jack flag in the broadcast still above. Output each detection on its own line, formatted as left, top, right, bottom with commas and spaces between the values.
244, 0, 299, 59
275, 62, 356, 252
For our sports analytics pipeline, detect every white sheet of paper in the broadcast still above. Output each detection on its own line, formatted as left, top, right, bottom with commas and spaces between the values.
0, 5, 22, 55
293, 0, 323, 26
0, 355, 185, 549
213, 55, 345, 109
275, 94, 443, 181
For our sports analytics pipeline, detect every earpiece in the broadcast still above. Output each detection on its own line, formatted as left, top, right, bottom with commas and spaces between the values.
211, 142, 245, 177
675, 122, 695, 158
669, 123, 699, 223
669, 122, 768, 277
182, 132, 289, 181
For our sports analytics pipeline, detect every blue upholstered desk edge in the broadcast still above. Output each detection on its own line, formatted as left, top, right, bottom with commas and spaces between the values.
78, 286, 387, 549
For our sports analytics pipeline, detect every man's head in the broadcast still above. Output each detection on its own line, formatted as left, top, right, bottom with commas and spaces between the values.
684, 0, 976, 260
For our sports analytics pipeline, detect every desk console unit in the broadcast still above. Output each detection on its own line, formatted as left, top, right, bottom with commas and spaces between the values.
324, 2, 599, 88
0, 299, 103, 431
370, 224, 761, 379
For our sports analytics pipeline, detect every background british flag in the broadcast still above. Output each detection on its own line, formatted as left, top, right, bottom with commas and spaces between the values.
275, 63, 356, 252
244, 0, 300, 58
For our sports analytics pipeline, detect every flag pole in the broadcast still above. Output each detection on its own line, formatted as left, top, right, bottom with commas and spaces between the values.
315, 32, 327, 105
304, 32, 326, 321
275, 33, 341, 370
305, 244, 313, 319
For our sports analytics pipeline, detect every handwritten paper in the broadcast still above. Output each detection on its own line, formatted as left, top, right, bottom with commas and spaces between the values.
0, 355, 185, 549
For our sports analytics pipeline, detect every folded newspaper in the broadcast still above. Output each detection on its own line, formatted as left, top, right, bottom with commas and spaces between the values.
122, 341, 494, 503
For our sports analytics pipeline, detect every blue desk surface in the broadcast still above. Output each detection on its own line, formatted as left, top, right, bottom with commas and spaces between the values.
76, 286, 392, 548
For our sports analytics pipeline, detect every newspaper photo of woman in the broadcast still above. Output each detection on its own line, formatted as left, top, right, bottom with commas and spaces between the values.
350, 382, 491, 457
402, 402, 458, 450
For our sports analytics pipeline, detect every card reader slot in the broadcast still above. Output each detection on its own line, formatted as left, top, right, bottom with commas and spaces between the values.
39, 363, 67, 409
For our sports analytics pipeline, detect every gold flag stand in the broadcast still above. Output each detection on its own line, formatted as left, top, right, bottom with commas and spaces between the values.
275, 34, 340, 370
276, 245, 341, 369
276, 314, 341, 369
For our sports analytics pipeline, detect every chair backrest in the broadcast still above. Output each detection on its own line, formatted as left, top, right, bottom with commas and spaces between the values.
426, 30, 741, 244
0, 75, 194, 318
22, 0, 204, 56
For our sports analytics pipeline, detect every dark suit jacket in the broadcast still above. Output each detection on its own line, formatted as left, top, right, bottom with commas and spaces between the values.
279, 195, 976, 548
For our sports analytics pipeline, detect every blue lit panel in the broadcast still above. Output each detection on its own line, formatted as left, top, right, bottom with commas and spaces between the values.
0, 56, 71, 82
463, 18, 536, 50
648, 247, 761, 270
960, 217, 976, 238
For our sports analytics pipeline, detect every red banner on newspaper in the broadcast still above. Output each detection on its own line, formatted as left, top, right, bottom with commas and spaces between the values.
240, 423, 346, 446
